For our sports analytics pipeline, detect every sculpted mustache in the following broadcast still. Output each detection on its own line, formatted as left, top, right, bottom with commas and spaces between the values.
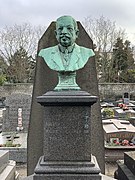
60, 35, 70, 39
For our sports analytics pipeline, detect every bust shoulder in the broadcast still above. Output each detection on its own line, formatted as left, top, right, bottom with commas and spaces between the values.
39, 45, 58, 57
74, 44, 95, 58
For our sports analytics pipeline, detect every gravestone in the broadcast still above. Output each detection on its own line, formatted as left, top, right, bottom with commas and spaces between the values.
123, 92, 130, 105
2, 93, 31, 132
28, 21, 105, 175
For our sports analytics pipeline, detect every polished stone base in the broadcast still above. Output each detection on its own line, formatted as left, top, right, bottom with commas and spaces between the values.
32, 155, 101, 180
23, 174, 115, 180
32, 91, 100, 180
34, 174, 101, 180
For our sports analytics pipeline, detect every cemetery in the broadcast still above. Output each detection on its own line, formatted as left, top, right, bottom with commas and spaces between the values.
0, 132, 27, 163
103, 119, 135, 145
0, 93, 31, 164
0, 15, 135, 180
0, 151, 19, 180
0, 86, 135, 179
2, 93, 31, 133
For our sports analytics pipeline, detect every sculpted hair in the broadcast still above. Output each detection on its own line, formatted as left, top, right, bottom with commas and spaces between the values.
56, 15, 78, 31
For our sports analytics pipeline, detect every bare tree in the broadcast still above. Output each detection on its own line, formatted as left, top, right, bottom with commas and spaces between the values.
82, 16, 126, 82
0, 23, 45, 65
0, 23, 45, 82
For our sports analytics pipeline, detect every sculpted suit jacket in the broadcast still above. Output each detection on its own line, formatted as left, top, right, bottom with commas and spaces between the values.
39, 43, 95, 72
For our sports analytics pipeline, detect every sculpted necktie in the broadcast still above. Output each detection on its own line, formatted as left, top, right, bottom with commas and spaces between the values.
62, 49, 70, 68
63, 49, 69, 62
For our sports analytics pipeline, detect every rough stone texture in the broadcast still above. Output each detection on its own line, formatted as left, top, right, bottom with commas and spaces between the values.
44, 106, 91, 160
2, 93, 31, 132
0, 83, 33, 97
27, 22, 104, 175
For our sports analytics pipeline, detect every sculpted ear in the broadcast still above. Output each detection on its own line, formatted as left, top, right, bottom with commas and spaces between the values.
54, 30, 57, 36
76, 30, 79, 38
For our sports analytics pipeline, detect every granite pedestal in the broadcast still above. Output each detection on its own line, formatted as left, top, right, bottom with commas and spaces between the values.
33, 91, 101, 180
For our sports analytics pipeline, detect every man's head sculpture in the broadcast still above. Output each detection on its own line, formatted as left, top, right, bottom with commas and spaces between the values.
55, 16, 79, 48
39, 15, 95, 90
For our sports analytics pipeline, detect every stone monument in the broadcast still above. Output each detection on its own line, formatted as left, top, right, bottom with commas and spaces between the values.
27, 15, 105, 176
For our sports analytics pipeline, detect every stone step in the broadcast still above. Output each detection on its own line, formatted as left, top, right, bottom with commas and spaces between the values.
24, 174, 116, 180
0, 160, 16, 180
124, 152, 135, 176
0, 150, 9, 173
117, 160, 135, 180
0, 150, 18, 180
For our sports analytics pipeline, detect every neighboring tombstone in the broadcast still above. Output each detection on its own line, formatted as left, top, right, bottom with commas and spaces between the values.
123, 92, 130, 105
117, 151, 135, 179
27, 21, 105, 175
0, 97, 5, 124
2, 93, 31, 132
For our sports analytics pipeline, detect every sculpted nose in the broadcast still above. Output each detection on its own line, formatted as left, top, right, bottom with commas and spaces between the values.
62, 27, 67, 34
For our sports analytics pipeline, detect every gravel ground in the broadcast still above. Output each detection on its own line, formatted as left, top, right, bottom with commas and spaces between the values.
105, 162, 118, 177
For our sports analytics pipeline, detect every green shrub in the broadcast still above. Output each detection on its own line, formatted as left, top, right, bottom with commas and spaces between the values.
102, 108, 114, 118
0, 74, 6, 85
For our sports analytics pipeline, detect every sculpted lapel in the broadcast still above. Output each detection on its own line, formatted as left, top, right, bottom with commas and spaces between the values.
39, 44, 93, 72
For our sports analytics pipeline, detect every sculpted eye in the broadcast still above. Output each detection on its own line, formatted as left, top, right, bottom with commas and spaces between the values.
58, 27, 63, 31
67, 27, 73, 31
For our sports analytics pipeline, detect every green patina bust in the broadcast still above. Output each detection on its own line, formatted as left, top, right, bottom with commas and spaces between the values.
39, 15, 95, 90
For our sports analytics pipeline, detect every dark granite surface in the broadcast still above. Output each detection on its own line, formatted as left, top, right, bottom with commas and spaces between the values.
43, 106, 91, 161
37, 91, 97, 106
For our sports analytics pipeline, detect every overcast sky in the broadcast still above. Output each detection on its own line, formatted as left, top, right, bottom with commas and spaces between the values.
0, 0, 135, 44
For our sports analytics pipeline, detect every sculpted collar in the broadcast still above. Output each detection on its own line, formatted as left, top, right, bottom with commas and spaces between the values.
58, 44, 75, 53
